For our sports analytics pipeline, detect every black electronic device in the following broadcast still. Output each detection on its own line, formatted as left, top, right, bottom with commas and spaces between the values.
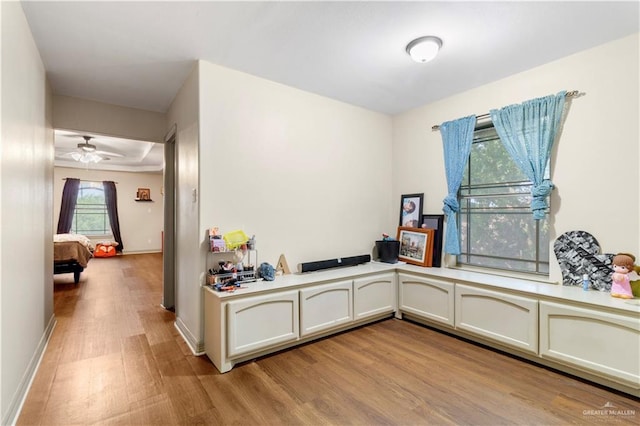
299, 254, 371, 273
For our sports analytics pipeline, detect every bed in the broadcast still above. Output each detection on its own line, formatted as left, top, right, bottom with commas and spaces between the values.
54, 233, 94, 284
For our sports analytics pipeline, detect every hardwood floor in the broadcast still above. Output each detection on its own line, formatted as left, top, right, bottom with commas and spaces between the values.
19, 253, 639, 425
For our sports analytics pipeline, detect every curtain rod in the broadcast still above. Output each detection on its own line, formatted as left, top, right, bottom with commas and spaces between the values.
62, 178, 118, 184
431, 90, 581, 131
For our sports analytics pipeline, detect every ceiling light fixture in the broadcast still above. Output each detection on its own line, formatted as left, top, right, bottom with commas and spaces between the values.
71, 136, 102, 163
406, 36, 443, 63
70, 151, 102, 163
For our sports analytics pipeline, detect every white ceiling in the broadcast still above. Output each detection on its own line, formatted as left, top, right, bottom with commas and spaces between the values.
54, 129, 165, 173
21, 1, 639, 170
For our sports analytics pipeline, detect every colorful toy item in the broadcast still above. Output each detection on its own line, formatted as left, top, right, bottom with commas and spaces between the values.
610, 253, 635, 299
94, 242, 118, 258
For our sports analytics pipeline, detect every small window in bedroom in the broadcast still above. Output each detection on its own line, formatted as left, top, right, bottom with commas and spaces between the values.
72, 181, 111, 236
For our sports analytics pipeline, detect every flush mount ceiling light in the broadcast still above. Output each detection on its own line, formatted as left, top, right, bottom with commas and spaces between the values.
406, 36, 443, 63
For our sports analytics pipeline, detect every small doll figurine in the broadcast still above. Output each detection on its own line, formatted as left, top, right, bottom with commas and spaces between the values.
610, 253, 635, 299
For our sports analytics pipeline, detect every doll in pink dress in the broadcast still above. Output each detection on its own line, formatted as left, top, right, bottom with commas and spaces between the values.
611, 253, 635, 299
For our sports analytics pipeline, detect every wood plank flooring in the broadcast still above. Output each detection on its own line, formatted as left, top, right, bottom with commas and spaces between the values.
18, 253, 640, 425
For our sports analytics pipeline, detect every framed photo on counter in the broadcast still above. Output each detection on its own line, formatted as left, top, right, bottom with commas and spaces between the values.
399, 193, 423, 227
421, 214, 444, 267
397, 226, 435, 267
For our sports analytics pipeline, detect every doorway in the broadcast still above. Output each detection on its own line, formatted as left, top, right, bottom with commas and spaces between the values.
162, 126, 176, 310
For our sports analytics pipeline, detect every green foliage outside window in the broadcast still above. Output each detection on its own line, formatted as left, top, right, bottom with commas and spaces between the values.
458, 125, 549, 275
72, 182, 111, 236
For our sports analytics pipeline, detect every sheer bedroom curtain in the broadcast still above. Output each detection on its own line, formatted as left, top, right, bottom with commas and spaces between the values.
440, 115, 477, 255
103, 180, 124, 252
56, 177, 80, 234
490, 91, 567, 220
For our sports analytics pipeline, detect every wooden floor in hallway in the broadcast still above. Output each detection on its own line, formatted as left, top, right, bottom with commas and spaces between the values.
18, 253, 640, 425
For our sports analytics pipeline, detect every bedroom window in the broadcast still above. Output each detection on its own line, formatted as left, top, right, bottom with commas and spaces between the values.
457, 124, 549, 275
72, 181, 111, 236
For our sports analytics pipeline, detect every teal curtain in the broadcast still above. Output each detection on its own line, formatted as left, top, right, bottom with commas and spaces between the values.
440, 115, 476, 255
490, 91, 566, 220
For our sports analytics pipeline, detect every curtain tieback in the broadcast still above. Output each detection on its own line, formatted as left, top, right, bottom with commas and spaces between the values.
443, 194, 459, 215
531, 180, 554, 219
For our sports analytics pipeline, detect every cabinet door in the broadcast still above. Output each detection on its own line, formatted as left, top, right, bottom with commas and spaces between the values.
455, 284, 538, 354
227, 290, 299, 358
300, 280, 353, 337
398, 273, 454, 327
353, 273, 396, 321
540, 301, 640, 388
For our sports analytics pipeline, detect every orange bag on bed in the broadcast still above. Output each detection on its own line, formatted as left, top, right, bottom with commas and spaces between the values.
94, 243, 117, 258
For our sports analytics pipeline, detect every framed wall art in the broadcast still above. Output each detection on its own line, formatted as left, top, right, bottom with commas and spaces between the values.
399, 193, 423, 227
421, 214, 445, 267
136, 188, 151, 201
396, 226, 435, 267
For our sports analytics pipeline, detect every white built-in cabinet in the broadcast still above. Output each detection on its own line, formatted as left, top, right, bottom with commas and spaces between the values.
353, 272, 396, 321
226, 290, 299, 357
300, 280, 353, 337
204, 270, 396, 374
539, 301, 640, 389
204, 266, 639, 396
398, 273, 454, 327
455, 284, 538, 354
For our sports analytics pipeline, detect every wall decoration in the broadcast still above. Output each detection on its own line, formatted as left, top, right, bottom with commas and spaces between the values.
397, 226, 434, 267
136, 188, 151, 201
399, 193, 423, 227
553, 230, 614, 291
421, 214, 444, 267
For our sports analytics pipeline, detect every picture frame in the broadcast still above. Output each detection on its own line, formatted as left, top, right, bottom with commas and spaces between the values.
421, 214, 445, 267
397, 226, 435, 267
137, 188, 151, 200
399, 193, 423, 227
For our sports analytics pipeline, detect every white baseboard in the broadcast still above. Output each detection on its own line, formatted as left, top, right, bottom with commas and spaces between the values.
3, 314, 57, 426
174, 317, 205, 356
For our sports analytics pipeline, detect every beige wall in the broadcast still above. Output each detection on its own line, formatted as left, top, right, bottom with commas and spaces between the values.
0, 2, 53, 423
166, 63, 200, 350
53, 167, 164, 253
169, 60, 395, 350
392, 33, 640, 282
53, 95, 167, 143
199, 61, 394, 270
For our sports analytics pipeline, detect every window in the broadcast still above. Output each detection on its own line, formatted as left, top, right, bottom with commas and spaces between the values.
72, 181, 111, 236
457, 124, 549, 275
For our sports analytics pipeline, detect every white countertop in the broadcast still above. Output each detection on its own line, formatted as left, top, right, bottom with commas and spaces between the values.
203, 262, 640, 314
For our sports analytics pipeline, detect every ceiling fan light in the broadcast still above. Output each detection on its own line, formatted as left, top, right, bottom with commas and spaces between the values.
406, 36, 442, 63
70, 152, 82, 161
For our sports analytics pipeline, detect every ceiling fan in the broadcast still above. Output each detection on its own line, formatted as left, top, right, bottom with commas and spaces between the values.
62, 135, 124, 163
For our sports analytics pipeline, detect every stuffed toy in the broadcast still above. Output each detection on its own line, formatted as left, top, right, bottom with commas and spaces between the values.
94, 241, 118, 258
631, 264, 640, 298
610, 253, 635, 299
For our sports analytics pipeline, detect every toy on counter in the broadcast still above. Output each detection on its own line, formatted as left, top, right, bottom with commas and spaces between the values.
632, 264, 640, 298
610, 253, 636, 299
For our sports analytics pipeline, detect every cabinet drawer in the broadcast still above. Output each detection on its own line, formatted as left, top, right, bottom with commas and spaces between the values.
398, 273, 454, 327
353, 273, 396, 321
226, 291, 299, 357
300, 280, 353, 337
455, 284, 538, 353
540, 301, 640, 388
